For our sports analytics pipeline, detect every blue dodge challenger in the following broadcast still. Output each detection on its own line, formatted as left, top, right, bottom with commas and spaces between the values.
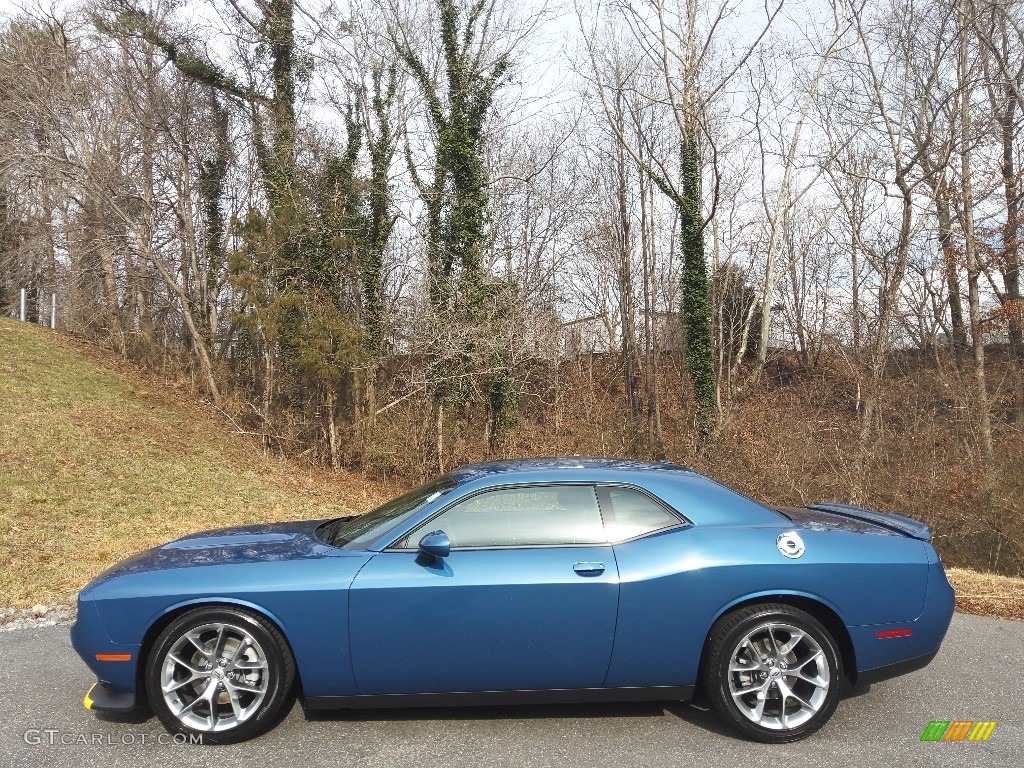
72, 458, 954, 744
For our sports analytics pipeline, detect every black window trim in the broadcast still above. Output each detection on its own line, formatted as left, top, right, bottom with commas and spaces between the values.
383, 481, 691, 551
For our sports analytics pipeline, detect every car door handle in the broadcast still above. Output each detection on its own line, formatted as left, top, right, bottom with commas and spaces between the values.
573, 562, 605, 575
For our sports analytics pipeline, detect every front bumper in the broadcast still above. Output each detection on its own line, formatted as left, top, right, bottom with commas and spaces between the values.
84, 681, 138, 713
71, 600, 141, 705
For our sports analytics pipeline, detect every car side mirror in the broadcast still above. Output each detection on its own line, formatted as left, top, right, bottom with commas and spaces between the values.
417, 530, 450, 559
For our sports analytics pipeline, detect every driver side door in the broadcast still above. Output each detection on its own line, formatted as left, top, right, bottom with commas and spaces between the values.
348, 484, 619, 695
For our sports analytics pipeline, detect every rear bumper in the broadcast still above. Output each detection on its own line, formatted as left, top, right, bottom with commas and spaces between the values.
855, 650, 938, 686
84, 681, 138, 713
850, 554, 954, 684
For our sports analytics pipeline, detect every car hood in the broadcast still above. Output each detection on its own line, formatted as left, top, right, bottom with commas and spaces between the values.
85, 519, 349, 584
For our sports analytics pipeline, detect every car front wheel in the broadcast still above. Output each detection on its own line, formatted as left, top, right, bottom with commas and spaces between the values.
702, 603, 843, 743
145, 606, 295, 744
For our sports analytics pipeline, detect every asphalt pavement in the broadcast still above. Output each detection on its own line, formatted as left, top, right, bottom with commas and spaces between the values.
0, 613, 1018, 768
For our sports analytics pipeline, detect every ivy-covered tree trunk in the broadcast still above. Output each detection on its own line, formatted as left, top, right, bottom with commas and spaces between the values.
358, 68, 399, 431
362, 68, 398, 359
601, 74, 719, 442
260, 0, 297, 222
395, 0, 514, 467
197, 94, 229, 345
679, 129, 717, 439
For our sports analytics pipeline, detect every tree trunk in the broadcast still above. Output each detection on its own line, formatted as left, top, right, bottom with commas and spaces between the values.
98, 241, 124, 356
959, 9, 995, 466
924, 169, 969, 363
998, 102, 1024, 425
435, 401, 445, 474
679, 128, 717, 439
639, 165, 665, 458
613, 94, 641, 420
147, 253, 222, 406
326, 388, 340, 469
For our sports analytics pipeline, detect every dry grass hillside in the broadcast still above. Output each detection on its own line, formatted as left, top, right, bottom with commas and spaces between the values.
0, 318, 392, 607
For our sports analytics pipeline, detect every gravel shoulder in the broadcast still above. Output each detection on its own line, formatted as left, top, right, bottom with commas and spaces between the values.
0, 605, 75, 632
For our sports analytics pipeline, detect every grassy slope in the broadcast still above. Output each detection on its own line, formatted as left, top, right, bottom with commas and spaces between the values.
0, 318, 1021, 620
947, 568, 1024, 621
0, 318, 390, 607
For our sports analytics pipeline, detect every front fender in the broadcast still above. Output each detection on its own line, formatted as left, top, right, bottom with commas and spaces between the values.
71, 600, 140, 696
75, 554, 373, 700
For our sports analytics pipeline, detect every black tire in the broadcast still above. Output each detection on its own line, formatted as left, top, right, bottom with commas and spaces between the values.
145, 606, 295, 744
701, 603, 842, 743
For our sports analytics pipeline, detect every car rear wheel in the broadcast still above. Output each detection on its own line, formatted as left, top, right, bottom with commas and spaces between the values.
702, 603, 842, 743
145, 606, 295, 744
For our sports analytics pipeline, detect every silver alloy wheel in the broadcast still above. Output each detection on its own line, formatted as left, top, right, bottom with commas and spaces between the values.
726, 621, 831, 731
160, 621, 270, 732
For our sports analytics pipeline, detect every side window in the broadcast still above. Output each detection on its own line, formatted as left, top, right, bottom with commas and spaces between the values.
604, 487, 683, 541
401, 485, 606, 548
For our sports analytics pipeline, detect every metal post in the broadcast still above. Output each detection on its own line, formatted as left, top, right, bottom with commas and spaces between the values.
51, 293, 57, 330
19, 288, 26, 322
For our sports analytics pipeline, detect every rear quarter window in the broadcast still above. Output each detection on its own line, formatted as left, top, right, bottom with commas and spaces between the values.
604, 487, 686, 541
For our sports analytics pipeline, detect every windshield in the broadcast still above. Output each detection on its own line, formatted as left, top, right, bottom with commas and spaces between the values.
317, 476, 458, 548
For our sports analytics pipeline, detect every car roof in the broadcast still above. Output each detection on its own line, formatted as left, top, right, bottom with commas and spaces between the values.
449, 457, 696, 481
444, 458, 781, 527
